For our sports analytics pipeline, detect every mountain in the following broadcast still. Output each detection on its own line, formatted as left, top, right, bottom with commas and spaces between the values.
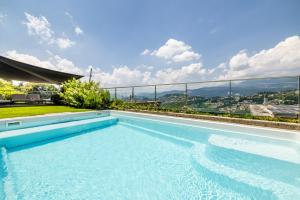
134, 77, 298, 98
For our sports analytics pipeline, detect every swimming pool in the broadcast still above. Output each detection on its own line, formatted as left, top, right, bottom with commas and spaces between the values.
0, 111, 299, 199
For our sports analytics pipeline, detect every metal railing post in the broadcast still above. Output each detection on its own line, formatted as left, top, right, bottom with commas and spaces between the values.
114, 88, 117, 100
131, 87, 134, 102
154, 85, 157, 102
154, 85, 157, 110
298, 76, 300, 123
229, 80, 232, 115
185, 83, 188, 106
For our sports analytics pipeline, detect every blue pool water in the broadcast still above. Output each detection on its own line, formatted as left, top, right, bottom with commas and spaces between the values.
0, 113, 300, 199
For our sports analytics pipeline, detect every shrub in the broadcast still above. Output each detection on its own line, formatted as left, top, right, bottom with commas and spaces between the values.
59, 79, 110, 109
0, 79, 24, 99
51, 93, 64, 105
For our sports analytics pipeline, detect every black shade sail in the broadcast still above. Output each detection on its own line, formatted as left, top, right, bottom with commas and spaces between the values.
0, 56, 83, 84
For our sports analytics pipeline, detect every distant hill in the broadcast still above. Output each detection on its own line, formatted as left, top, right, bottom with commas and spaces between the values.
135, 77, 298, 98
190, 78, 297, 97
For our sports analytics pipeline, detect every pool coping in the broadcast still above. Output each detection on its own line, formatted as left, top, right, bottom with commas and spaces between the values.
111, 109, 300, 131
0, 111, 100, 122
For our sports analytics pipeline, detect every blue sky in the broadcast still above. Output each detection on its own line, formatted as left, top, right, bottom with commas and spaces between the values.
0, 0, 300, 86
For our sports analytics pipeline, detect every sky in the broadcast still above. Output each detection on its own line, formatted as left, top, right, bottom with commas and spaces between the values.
0, 0, 300, 87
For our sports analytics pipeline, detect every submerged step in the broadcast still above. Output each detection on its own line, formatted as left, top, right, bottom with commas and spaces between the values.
0, 116, 118, 148
120, 122, 194, 148
191, 144, 300, 199
118, 115, 209, 143
205, 142, 300, 187
208, 135, 300, 164
0, 111, 109, 132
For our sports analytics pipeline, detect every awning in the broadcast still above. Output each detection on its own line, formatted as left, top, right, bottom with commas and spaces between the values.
0, 56, 83, 84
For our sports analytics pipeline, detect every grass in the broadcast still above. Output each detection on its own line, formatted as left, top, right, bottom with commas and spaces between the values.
0, 106, 90, 119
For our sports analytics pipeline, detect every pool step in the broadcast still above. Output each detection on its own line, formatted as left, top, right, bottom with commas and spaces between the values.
119, 116, 209, 143
208, 134, 300, 164
191, 144, 300, 199
205, 142, 300, 187
120, 122, 194, 148
0, 116, 118, 148
0, 111, 110, 132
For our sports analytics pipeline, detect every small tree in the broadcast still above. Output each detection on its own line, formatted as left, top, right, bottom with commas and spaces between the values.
59, 79, 110, 109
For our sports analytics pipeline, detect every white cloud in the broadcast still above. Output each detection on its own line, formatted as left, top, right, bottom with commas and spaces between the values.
23, 12, 75, 49
140, 49, 150, 56
228, 50, 249, 71
3, 50, 83, 75
90, 62, 208, 87
55, 37, 75, 49
91, 66, 152, 87
172, 51, 201, 63
219, 35, 300, 79
154, 63, 206, 83
65, 12, 84, 35
23, 12, 54, 43
154, 39, 191, 59
217, 63, 227, 70
143, 39, 201, 63
75, 26, 83, 35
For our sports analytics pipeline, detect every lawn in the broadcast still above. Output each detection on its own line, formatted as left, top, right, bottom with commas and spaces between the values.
0, 106, 90, 119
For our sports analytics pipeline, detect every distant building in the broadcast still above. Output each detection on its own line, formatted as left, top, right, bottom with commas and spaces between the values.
250, 104, 298, 118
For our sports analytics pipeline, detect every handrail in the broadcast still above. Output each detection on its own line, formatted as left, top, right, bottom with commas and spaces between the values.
102, 75, 300, 89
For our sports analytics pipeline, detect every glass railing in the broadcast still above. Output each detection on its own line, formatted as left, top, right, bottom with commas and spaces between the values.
104, 75, 300, 123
